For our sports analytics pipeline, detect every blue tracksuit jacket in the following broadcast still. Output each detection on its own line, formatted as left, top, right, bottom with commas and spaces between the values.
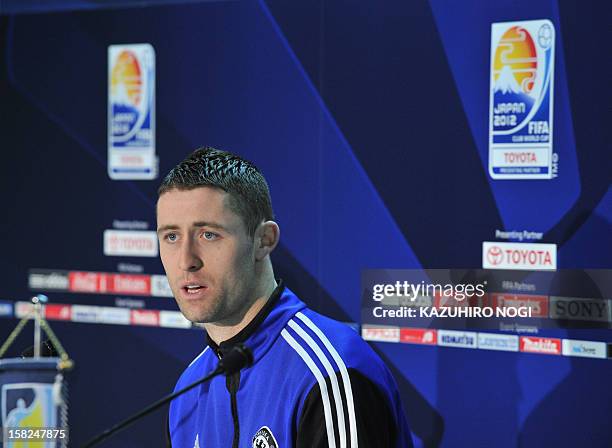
168, 283, 413, 447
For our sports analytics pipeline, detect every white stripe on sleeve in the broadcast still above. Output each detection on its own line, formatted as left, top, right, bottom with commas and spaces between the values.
296, 312, 358, 448
288, 319, 347, 448
281, 329, 337, 448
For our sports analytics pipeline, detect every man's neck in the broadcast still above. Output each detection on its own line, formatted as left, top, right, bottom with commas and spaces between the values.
204, 277, 278, 345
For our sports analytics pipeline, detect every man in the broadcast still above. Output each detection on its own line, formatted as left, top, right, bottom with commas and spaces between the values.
157, 147, 412, 447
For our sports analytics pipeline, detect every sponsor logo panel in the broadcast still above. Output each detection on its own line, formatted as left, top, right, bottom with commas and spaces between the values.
483, 241, 557, 270
0, 300, 13, 317
380, 294, 433, 308
491, 293, 548, 317
400, 328, 437, 345
438, 330, 478, 349
361, 325, 400, 343
108, 44, 157, 179
15, 301, 36, 319
489, 20, 556, 179
68, 271, 152, 296
30, 268, 178, 299
5, 297, 200, 331
131, 309, 160, 326
549, 296, 610, 322
433, 293, 489, 308
478, 332, 519, 351
109, 273, 151, 295
151, 275, 174, 298
104, 229, 158, 257
45, 304, 72, 321
69, 271, 100, 293
28, 270, 70, 291
98, 306, 131, 325
71, 305, 99, 323
562, 339, 606, 359
159, 311, 191, 329
520, 336, 561, 355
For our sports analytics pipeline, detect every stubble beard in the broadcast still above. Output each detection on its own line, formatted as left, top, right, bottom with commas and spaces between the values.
177, 263, 258, 325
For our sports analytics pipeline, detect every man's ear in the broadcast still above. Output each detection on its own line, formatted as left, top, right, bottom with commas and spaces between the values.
254, 221, 280, 261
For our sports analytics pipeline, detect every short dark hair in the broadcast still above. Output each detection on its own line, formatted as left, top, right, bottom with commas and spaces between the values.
158, 147, 274, 236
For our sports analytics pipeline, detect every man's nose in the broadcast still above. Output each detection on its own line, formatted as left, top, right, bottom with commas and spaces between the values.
178, 240, 203, 272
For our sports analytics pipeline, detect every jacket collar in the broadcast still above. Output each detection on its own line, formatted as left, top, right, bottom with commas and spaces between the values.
207, 280, 306, 363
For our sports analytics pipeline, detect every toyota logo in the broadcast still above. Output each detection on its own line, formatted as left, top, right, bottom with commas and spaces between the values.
487, 246, 503, 265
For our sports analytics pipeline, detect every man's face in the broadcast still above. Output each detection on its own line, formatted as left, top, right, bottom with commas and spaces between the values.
156, 187, 257, 324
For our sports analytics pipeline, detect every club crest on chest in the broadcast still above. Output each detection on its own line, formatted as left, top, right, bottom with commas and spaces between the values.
252, 426, 279, 448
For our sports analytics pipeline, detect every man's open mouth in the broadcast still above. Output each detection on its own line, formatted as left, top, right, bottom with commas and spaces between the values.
184, 285, 205, 294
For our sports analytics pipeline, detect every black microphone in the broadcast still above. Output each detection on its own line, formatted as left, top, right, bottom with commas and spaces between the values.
81, 343, 253, 448
218, 343, 254, 375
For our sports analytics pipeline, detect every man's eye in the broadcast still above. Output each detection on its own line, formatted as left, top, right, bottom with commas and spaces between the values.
202, 231, 217, 241
165, 233, 178, 242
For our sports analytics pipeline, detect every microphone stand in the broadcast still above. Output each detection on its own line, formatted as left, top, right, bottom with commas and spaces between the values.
81, 344, 252, 448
